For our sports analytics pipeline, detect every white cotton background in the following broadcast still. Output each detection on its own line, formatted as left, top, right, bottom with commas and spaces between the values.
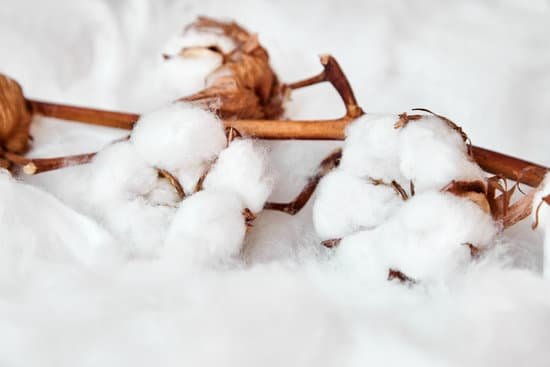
1, 0, 550, 366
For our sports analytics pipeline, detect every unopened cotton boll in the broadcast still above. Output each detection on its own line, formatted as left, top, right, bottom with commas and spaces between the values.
163, 190, 246, 267
339, 114, 404, 182
131, 103, 226, 172
532, 174, 550, 277
337, 191, 498, 281
399, 116, 484, 192
313, 169, 403, 240
87, 141, 158, 201
202, 139, 273, 213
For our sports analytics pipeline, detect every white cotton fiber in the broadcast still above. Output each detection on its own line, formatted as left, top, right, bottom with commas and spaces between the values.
131, 103, 227, 172
398, 116, 485, 191
532, 174, 550, 277
339, 114, 404, 182
162, 29, 236, 57
0, 169, 120, 270
98, 199, 175, 258
337, 191, 498, 281
313, 169, 402, 240
87, 141, 158, 201
203, 139, 273, 213
163, 190, 246, 267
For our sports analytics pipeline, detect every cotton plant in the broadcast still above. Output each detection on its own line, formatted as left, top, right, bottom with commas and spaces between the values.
314, 113, 498, 283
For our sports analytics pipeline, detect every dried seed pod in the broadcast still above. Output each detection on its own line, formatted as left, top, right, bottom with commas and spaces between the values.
178, 17, 286, 119
442, 180, 490, 214
0, 74, 32, 154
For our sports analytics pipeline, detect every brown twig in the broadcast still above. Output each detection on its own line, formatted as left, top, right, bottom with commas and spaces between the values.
263, 148, 342, 215
3, 150, 96, 175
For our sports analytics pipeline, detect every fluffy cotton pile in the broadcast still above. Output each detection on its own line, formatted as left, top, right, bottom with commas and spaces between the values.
2, 1, 550, 365
0, 169, 119, 271
314, 113, 496, 281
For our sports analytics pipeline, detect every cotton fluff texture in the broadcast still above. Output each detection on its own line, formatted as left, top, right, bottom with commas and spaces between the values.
165, 139, 272, 266
203, 139, 272, 213
131, 103, 226, 173
0, 169, 119, 269
315, 113, 496, 280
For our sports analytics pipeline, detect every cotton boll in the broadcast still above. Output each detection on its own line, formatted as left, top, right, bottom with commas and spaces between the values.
337, 191, 498, 281
131, 103, 226, 172
202, 139, 273, 213
313, 169, 402, 240
163, 190, 246, 267
339, 114, 404, 182
399, 116, 485, 192
87, 141, 158, 201
0, 169, 120, 270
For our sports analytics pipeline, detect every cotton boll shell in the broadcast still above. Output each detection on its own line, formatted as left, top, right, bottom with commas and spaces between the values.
399, 116, 484, 192
0, 74, 32, 154
202, 139, 272, 213
313, 169, 402, 240
87, 141, 158, 201
131, 103, 226, 172
338, 191, 498, 281
339, 114, 404, 182
164, 190, 246, 267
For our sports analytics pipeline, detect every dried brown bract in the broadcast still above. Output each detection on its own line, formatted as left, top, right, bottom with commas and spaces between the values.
532, 194, 550, 230
388, 268, 416, 285
442, 180, 490, 214
462, 242, 482, 259
442, 175, 542, 229
321, 238, 342, 248
178, 17, 286, 120
0, 74, 32, 161
393, 112, 422, 129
